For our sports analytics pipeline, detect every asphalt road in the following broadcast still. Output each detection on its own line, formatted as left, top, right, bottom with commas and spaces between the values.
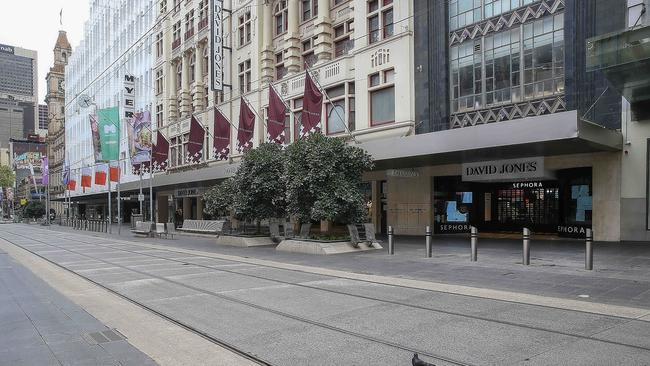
2, 225, 650, 365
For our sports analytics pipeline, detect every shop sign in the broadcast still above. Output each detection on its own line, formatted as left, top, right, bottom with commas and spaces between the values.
435, 223, 470, 233
557, 225, 591, 238
0, 44, 14, 54
462, 157, 544, 182
211, 0, 224, 91
386, 168, 420, 178
512, 182, 544, 189
175, 187, 205, 198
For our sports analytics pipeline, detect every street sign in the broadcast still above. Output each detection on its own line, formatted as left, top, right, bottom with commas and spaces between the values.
138, 194, 145, 202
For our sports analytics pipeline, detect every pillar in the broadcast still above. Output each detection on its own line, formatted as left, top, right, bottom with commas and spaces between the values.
167, 60, 178, 120
193, 45, 205, 111
285, 0, 301, 74
261, 1, 275, 84
180, 52, 191, 117
197, 198, 204, 220
314, 0, 332, 63
183, 197, 191, 220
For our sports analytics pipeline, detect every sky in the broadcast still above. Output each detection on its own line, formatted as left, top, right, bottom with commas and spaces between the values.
0, 0, 90, 104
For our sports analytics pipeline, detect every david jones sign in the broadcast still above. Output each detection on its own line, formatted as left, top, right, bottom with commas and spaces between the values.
462, 157, 544, 182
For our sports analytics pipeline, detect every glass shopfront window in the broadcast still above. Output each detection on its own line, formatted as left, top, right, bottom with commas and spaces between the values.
434, 176, 473, 233
450, 12, 564, 114
450, 0, 538, 31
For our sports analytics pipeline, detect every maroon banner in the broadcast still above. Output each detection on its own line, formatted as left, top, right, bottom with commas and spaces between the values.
301, 72, 323, 137
152, 131, 169, 172
267, 86, 286, 144
187, 115, 205, 164
237, 98, 255, 153
213, 108, 231, 160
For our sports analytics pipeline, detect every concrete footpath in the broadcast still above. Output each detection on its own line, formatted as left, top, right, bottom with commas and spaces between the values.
51, 223, 650, 310
0, 243, 158, 366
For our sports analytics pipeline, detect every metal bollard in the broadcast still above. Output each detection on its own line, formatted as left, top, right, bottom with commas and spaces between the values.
470, 226, 478, 262
425, 226, 432, 258
585, 228, 593, 270
388, 226, 394, 255
522, 227, 531, 265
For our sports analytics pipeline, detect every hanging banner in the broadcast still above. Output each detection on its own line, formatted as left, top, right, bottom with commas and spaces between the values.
152, 131, 169, 172
301, 72, 323, 137
128, 110, 152, 167
213, 108, 230, 160
109, 161, 120, 182
41, 157, 49, 185
268, 86, 286, 144
62, 160, 70, 185
97, 107, 120, 161
89, 114, 102, 161
237, 98, 255, 153
186, 115, 205, 164
81, 167, 92, 188
95, 163, 108, 186
211, 0, 224, 91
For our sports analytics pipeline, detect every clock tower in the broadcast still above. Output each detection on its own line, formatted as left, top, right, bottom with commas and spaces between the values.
45, 30, 72, 216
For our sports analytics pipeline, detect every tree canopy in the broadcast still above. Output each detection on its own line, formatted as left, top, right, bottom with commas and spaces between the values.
0, 165, 15, 188
202, 178, 235, 218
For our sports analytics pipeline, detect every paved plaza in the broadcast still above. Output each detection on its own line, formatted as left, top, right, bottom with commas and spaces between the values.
1, 224, 649, 365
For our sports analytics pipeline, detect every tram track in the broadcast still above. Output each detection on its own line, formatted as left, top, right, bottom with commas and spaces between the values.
2, 229, 474, 366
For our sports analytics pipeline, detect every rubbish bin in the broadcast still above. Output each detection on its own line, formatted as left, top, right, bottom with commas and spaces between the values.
131, 214, 143, 229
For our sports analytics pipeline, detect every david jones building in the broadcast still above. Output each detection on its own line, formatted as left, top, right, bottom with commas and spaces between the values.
63, 0, 650, 243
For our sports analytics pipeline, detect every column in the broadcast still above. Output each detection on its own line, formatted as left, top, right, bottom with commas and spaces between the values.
285, 0, 301, 74
261, 1, 275, 84
167, 60, 178, 120
180, 52, 191, 117
314, 0, 333, 63
197, 198, 204, 220
193, 45, 205, 111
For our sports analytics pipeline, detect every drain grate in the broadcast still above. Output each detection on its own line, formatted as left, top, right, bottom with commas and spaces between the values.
83, 329, 126, 345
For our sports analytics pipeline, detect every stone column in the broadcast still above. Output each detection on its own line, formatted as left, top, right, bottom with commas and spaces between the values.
314, 0, 332, 63
180, 52, 191, 117
193, 45, 205, 111
167, 60, 178, 120
261, 1, 275, 84
285, 0, 301, 74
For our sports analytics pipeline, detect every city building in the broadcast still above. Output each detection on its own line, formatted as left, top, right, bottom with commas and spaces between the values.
0, 43, 38, 147
64, 0, 155, 220
10, 137, 47, 203
46, 30, 72, 217
38, 104, 48, 131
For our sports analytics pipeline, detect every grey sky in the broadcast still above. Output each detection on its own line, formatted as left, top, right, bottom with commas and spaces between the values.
0, 0, 89, 104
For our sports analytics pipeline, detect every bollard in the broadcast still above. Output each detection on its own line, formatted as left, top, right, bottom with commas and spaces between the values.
470, 226, 478, 262
425, 226, 432, 258
388, 226, 394, 255
522, 227, 531, 265
585, 228, 593, 270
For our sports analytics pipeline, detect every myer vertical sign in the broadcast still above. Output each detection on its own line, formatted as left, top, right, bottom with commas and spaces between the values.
211, 0, 224, 91
462, 157, 545, 182
123, 74, 135, 120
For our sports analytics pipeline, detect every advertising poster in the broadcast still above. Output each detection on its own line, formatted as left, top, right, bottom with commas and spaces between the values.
89, 114, 102, 161
97, 107, 120, 161
127, 110, 152, 165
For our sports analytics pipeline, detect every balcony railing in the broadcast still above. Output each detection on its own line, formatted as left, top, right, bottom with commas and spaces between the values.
198, 17, 209, 31
184, 28, 195, 40
172, 38, 181, 50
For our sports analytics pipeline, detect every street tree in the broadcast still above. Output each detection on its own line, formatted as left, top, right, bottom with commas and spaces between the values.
285, 133, 374, 227
24, 201, 45, 219
0, 165, 15, 188
202, 178, 236, 218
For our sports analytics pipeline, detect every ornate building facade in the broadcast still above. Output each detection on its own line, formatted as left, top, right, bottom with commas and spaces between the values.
46, 30, 71, 216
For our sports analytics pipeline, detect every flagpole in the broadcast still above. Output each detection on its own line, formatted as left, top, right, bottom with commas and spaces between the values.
149, 165, 153, 223
304, 64, 358, 144
117, 172, 121, 235
139, 169, 143, 217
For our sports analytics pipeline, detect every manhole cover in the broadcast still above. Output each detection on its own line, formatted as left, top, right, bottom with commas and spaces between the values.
83, 329, 126, 345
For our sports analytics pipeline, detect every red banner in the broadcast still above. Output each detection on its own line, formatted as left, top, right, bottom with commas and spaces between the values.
81, 167, 92, 188
152, 131, 169, 172
268, 86, 286, 144
95, 163, 108, 186
213, 108, 231, 160
109, 161, 120, 182
67, 179, 76, 191
187, 115, 205, 164
237, 98, 255, 153
301, 72, 323, 137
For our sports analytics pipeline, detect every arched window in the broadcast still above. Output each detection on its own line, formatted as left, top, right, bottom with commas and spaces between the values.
190, 52, 196, 83
274, 1, 288, 36
202, 46, 209, 76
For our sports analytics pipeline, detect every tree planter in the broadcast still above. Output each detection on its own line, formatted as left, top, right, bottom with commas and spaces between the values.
276, 238, 382, 255
216, 233, 276, 247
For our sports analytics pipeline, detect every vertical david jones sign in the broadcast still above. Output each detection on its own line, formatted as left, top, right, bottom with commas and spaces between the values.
211, 0, 224, 91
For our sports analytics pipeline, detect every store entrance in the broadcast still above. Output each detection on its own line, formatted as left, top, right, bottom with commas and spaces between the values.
486, 183, 559, 233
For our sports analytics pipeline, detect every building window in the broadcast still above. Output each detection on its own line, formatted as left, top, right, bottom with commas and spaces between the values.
334, 20, 354, 57
450, 0, 537, 31
173, 0, 180, 13
302, 38, 318, 69
185, 10, 195, 39
198, 0, 209, 27
155, 69, 164, 95
292, 97, 303, 141
275, 1, 288, 36
369, 69, 395, 126
238, 59, 251, 93
276, 52, 288, 80
159, 0, 167, 14
202, 47, 209, 76
176, 63, 182, 90
238, 11, 252, 46
204, 86, 209, 108
449, 13, 565, 114
326, 82, 355, 135
156, 32, 163, 57
368, 0, 393, 44
156, 104, 164, 128
301, 0, 318, 21
172, 21, 182, 49
170, 134, 189, 167
190, 53, 196, 83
